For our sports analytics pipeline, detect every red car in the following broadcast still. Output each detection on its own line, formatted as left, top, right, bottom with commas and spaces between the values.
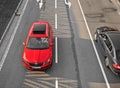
22, 21, 53, 70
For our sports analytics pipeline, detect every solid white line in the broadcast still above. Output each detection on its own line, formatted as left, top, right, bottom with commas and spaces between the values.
77, 0, 110, 88
0, 0, 29, 71
55, 0, 57, 9
55, 13, 57, 29
55, 78, 58, 88
55, 37, 58, 63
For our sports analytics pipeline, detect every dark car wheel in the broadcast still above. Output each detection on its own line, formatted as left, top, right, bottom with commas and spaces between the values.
105, 57, 109, 68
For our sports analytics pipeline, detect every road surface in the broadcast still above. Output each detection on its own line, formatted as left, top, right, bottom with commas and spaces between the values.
0, 0, 120, 88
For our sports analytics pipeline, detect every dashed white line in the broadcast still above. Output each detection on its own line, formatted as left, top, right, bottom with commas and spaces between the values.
0, 0, 29, 71
55, 13, 57, 29
55, 0, 58, 87
55, 12, 58, 63
55, 0, 57, 8
55, 37, 58, 63
55, 78, 58, 88
77, 0, 110, 88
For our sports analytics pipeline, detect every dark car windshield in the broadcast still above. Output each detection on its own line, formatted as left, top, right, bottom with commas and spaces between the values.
27, 37, 49, 49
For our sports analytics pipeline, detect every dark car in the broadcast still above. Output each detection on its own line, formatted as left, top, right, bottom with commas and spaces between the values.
95, 26, 120, 75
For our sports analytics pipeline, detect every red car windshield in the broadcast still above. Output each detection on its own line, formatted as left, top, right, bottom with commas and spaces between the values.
26, 37, 49, 49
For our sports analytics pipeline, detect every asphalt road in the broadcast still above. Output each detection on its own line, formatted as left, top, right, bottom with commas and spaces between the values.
0, 0, 120, 88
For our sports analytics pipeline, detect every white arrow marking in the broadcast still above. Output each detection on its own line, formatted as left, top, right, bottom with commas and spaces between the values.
39, 3, 43, 9
36, 0, 40, 3
36, 0, 43, 9
64, 0, 71, 8
39, 0, 43, 9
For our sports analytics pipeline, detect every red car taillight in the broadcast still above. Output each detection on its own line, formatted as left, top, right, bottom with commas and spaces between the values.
112, 64, 120, 69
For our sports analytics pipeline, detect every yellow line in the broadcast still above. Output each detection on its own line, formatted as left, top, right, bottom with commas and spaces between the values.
25, 74, 49, 77
25, 79, 49, 88
24, 82, 39, 88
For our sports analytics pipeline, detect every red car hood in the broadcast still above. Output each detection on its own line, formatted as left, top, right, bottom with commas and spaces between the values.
24, 48, 50, 63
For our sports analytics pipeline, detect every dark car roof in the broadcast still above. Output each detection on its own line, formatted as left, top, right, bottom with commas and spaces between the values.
33, 24, 46, 34
107, 32, 120, 50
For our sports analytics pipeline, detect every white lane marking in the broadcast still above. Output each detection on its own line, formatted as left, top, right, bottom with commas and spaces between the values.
77, 0, 110, 88
55, 0, 57, 8
55, 37, 58, 63
0, 0, 29, 71
55, 13, 58, 63
55, 13, 57, 29
55, 78, 58, 88
64, 0, 71, 8
36, 0, 43, 9
39, 0, 43, 9
36, 0, 40, 2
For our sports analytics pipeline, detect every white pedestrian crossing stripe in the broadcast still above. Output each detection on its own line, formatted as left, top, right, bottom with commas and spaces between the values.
23, 71, 78, 88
